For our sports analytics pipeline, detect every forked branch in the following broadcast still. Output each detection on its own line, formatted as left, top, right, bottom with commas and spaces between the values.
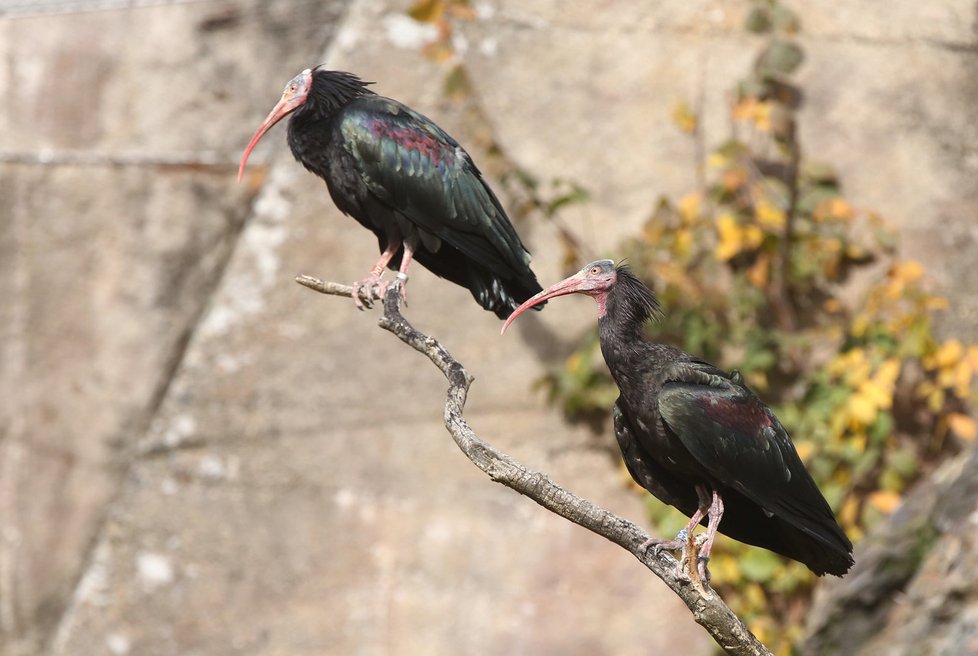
295, 274, 772, 656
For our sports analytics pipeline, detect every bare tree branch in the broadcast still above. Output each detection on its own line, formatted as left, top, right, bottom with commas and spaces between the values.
296, 274, 773, 656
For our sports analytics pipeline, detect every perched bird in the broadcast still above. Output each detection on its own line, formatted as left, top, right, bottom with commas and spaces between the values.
239, 67, 544, 317
503, 260, 853, 583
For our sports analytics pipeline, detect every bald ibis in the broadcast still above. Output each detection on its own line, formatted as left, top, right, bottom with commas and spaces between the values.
503, 260, 853, 582
239, 67, 544, 317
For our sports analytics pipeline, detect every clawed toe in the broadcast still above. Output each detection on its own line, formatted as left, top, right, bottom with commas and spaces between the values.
697, 555, 712, 583
640, 536, 684, 556
351, 276, 388, 310
640, 529, 713, 590
350, 273, 409, 310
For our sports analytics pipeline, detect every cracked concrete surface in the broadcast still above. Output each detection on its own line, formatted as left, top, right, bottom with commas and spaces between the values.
2, 1, 977, 655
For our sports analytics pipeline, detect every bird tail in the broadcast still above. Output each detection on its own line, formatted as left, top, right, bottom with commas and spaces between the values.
410, 246, 544, 319
467, 267, 545, 319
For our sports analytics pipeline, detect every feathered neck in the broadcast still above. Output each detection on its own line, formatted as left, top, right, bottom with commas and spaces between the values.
602, 264, 662, 339
303, 68, 375, 119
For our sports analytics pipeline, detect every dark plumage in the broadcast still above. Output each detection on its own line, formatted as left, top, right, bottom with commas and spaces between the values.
239, 67, 544, 317
503, 260, 854, 581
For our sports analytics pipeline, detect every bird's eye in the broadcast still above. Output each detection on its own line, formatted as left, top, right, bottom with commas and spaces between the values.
590, 266, 600, 275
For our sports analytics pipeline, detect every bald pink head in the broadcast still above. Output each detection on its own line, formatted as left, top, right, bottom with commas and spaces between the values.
237, 68, 314, 182
501, 259, 618, 334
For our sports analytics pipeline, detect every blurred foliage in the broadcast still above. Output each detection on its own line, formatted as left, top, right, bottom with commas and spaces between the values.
408, 0, 978, 652
539, 0, 978, 652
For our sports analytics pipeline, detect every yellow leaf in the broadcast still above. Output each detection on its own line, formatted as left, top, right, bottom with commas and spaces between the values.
755, 200, 786, 230
709, 553, 740, 584
408, 0, 444, 23
672, 100, 698, 135
715, 213, 742, 261
829, 348, 867, 379
876, 358, 902, 386
794, 440, 814, 461
747, 252, 770, 288
750, 616, 772, 646
938, 367, 957, 389
746, 369, 768, 391
753, 102, 772, 132
732, 96, 758, 122
858, 378, 891, 410
839, 496, 860, 527
422, 41, 455, 63
743, 224, 763, 249
721, 168, 748, 192
823, 298, 843, 314
947, 413, 977, 441
447, 2, 477, 20
868, 490, 902, 514
744, 582, 767, 608
677, 193, 702, 225
674, 228, 693, 258
707, 152, 729, 169
934, 339, 964, 369
893, 260, 924, 284
847, 392, 878, 426
828, 197, 855, 221
882, 260, 924, 300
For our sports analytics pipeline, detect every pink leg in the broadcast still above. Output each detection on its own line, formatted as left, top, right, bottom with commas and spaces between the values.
393, 237, 417, 303
351, 241, 400, 310
696, 490, 724, 583
641, 484, 712, 583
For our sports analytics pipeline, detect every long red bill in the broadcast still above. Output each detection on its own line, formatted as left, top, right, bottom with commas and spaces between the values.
500, 269, 592, 335
237, 69, 313, 182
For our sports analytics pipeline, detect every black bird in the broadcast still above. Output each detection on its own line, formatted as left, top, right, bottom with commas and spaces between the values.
239, 67, 544, 317
503, 260, 853, 583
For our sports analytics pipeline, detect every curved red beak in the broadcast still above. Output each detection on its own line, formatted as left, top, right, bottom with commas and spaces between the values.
237, 69, 313, 182
501, 266, 600, 335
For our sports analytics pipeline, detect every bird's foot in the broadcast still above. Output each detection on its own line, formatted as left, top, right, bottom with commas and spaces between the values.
393, 272, 409, 304
350, 273, 409, 310
696, 555, 712, 585
640, 532, 685, 556
641, 529, 692, 581
685, 533, 712, 597
693, 533, 713, 586
351, 273, 387, 310
683, 533, 711, 584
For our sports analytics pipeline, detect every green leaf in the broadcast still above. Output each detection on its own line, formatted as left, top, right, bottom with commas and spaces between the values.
442, 65, 472, 101
797, 187, 840, 217
740, 548, 781, 582
801, 160, 839, 186
744, 7, 772, 33
756, 39, 805, 77
771, 5, 800, 33
738, 74, 770, 100
887, 447, 918, 479
869, 411, 894, 444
